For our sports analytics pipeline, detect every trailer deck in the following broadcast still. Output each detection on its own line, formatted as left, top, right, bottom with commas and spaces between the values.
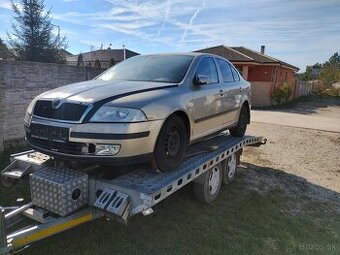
0, 133, 265, 254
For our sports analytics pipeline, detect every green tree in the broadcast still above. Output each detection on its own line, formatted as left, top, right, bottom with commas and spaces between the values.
0, 38, 13, 59
7, 0, 67, 63
296, 65, 312, 81
319, 52, 340, 85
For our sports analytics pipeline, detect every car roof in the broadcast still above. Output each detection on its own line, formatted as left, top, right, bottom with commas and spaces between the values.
136, 52, 219, 58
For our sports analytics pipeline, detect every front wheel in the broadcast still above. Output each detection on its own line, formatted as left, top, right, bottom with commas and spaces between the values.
229, 105, 248, 137
154, 115, 188, 172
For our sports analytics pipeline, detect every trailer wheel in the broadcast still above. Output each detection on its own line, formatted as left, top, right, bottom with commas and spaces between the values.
194, 163, 223, 204
222, 153, 237, 185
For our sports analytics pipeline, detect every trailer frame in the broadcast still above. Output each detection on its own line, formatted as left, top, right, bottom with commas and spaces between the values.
0, 133, 266, 254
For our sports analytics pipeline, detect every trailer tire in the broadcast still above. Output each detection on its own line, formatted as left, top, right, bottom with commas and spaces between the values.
194, 163, 223, 204
222, 153, 237, 185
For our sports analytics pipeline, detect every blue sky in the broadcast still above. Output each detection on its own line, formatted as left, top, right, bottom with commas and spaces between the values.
0, 0, 340, 71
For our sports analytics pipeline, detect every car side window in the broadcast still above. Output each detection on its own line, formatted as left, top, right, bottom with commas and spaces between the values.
217, 59, 233, 82
195, 57, 218, 84
229, 64, 240, 81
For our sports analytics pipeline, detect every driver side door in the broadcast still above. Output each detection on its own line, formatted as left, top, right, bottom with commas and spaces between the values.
190, 57, 225, 140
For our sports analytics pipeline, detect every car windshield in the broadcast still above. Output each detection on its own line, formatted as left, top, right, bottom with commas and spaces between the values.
96, 55, 194, 83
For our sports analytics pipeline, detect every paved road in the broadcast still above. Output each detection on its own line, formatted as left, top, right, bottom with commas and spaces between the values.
252, 109, 340, 133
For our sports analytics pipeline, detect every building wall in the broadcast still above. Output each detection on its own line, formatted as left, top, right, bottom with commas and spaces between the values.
234, 64, 297, 106
0, 60, 105, 151
250, 81, 273, 107
235, 64, 295, 85
274, 66, 295, 86
247, 66, 274, 82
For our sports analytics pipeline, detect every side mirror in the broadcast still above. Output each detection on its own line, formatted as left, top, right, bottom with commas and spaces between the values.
194, 74, 209, 85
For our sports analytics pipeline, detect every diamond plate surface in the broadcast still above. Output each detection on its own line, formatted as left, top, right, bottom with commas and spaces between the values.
30, 167, 88, 216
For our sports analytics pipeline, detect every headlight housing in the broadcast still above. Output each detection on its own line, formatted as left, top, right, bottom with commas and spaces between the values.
24, 100, 36, 124
90, 104, 147, 123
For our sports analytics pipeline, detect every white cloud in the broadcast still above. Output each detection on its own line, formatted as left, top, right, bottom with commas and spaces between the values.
50, 0, 340, 69
180, 0, 206, 44
0, 1, 11, 10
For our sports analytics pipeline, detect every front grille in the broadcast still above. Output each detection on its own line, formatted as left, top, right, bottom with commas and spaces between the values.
26, 123, 85, 155
33, 100, 89, 122
28, 123, 69, 142
26, 135, 85, 155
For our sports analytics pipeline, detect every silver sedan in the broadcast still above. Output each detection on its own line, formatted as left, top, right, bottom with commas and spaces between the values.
24, 53, 251, 171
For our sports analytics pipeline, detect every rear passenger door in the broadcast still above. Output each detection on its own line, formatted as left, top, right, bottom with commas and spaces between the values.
216, 59, 240, 123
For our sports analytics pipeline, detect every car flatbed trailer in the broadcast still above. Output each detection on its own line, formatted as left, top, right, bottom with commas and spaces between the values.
0, 133, 266, 254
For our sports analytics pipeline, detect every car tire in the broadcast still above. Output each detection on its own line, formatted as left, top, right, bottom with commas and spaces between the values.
229, 105, 248, 137
154, 115, 188, 172
194, 163, 223, 204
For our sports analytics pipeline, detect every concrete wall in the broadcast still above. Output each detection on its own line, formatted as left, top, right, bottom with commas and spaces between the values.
0, 60, 105, 151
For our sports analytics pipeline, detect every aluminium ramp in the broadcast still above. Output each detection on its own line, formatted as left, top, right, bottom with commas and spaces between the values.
93, 134, 264, 215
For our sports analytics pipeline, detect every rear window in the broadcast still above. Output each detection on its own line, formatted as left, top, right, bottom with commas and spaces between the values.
217, 59, 234, 82
230, 64, 241, 81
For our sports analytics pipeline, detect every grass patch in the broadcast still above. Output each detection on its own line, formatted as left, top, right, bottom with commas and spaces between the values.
22, 184, 340, 255
1, 148, 339, 255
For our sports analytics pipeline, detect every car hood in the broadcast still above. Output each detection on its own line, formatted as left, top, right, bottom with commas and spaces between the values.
38, 79, 177, 103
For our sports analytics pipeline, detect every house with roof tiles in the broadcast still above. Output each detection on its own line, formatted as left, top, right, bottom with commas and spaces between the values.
67, 48, 139, 69
195, 45, 299, 107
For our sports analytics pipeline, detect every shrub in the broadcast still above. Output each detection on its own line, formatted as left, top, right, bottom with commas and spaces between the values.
272, 83, 293, 105
313, 84, 340, 98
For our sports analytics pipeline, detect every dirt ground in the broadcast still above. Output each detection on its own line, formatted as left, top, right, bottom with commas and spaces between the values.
252, 97, 340, 132
241, 98, 340, 212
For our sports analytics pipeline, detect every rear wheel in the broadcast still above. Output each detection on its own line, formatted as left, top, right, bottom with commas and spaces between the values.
229, 105, 248, 137
154, 115, 188, 172
222, 153, 237, 185
194, 163, 223, 204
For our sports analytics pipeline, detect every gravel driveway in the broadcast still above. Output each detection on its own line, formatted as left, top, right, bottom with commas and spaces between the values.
252, 98, 340, 133
241, 98, 340, 211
